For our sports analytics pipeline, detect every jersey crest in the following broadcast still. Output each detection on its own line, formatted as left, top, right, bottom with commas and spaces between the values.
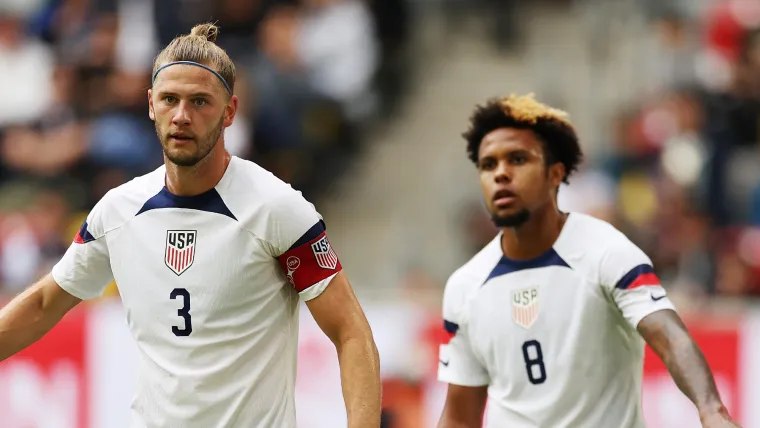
310, 236, 338, 269
512, 287, 539, 329
165, 230, 196, 276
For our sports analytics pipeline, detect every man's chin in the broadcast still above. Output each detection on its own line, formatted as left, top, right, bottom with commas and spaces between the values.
165, 151, 203, 167
491, 208, 531, 228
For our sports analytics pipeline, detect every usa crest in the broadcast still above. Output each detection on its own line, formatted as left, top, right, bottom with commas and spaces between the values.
165, 230, 197, 276
512, 287, 539, 329
311, 236, 338, 269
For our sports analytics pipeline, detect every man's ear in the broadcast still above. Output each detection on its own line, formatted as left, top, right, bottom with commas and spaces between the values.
223, 95, 239, 127
548, 162, 566, 189
148, 89, 155, 121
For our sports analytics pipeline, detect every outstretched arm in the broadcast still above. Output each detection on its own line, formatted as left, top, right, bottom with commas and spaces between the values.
306, 271, 381, 428
637, 309, 740, 427
0, 273, 81, 362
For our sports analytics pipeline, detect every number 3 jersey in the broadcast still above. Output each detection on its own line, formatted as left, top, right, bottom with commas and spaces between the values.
438, 213, 676, 428
51, 156, 343, 428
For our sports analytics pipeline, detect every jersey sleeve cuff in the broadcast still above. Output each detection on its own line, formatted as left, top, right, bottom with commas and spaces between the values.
437, 371, 490, 387
630, 300, 677, 329
51, 265, 97, 301
298, 272, 339, 301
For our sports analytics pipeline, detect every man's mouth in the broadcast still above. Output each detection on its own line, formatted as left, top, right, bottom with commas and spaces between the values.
493, 189, 517, 207
169, 133, 194, 142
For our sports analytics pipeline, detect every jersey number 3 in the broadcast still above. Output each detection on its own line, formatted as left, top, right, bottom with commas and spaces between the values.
522, 340, 547, 384
171, 288, 193, 336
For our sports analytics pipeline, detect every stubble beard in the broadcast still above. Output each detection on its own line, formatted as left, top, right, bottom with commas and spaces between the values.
157, 116, 225, 168
491, 208, 531, 228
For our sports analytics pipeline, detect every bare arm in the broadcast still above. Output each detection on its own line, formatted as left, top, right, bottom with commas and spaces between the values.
637, 309, 738, 426
306, 271, 381, 428
438, 384, 487, 428
0, 273, 81, 362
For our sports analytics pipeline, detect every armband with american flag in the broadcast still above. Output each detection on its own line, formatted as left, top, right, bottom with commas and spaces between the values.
277, 221, 342, 292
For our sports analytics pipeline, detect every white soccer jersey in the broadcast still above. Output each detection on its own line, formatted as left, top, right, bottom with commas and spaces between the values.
438, 213, 676, 428
51, 156, 343, 428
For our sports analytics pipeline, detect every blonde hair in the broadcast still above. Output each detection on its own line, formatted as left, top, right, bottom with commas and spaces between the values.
498, 93, 573, 127
152, 23, 236, 94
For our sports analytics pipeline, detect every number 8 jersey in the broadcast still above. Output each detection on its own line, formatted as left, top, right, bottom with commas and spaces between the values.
51, 156, 342, 428
438, 213, 676, 428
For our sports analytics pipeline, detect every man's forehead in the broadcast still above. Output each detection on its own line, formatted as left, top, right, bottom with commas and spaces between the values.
153, 64, 224, 94
481, 128, 542, 153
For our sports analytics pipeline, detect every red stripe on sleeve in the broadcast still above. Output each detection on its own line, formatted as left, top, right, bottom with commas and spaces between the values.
443, 331, 455, 345
627, 272, 661, 290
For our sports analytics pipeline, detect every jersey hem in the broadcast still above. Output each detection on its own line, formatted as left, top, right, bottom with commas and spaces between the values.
298, 271, 339, 301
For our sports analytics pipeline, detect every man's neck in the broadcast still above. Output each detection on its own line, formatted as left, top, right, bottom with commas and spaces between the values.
501, 207, 567, 260
164, 144, 231, 196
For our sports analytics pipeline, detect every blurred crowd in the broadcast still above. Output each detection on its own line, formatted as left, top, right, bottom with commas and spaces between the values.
0, 0, 411, 295
563, 0, 760, 300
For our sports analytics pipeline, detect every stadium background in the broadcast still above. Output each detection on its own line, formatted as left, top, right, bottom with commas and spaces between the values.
1, 0, 760, 426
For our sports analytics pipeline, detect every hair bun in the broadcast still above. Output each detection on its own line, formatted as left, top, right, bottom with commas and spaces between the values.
190, 23, 219, 43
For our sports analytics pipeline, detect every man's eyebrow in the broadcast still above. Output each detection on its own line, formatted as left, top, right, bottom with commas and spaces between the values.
155, 90, 214, 98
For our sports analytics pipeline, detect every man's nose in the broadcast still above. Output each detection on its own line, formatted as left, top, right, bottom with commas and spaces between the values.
494, 161, 511, 182
171, 102, 191, 125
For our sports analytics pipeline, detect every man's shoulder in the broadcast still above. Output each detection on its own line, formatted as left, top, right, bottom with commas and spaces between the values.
558, 213, 651, 284
445, 235, 502, 297
226, 157, 300, 196
221, 157, 313, 212
87, 165, 166, 231
558, 213, 641, 262
222, 157, 323, 245
563, 212, 627, 243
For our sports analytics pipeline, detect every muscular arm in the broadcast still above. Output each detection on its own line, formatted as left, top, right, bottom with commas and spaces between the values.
0, 273, 81, 362
306, 271, 381, 427
637, 309, 731, 422
438, 384, 487, 428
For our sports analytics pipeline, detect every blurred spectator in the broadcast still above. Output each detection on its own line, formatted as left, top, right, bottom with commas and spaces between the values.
243, 0, 379, 197
0, 12, 54, 127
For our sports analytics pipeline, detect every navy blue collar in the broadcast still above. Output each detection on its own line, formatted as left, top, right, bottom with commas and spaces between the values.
136, 186, 237, 220
484, 247, 571, 285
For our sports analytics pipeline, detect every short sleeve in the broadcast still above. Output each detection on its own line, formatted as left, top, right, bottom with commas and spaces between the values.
599, 238, 676, 329
437, 272, 490, 387
267, 194, 342, 301
51, 202, 114, 300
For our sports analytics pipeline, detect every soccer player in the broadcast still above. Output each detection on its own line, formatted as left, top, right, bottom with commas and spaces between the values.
436, 94, 740, 428
0, 24, 381, 428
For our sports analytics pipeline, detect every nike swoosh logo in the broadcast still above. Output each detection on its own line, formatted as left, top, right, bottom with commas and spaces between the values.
439, 359, 450, 367
650, 294, 666, 302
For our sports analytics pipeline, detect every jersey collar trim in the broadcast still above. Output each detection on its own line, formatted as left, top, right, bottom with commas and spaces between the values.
135, 187, 237, 220
483, 248, 571, 285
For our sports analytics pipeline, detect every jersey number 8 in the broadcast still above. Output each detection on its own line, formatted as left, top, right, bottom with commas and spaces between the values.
522, 340, 547, 384
171, 288, 193, 336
